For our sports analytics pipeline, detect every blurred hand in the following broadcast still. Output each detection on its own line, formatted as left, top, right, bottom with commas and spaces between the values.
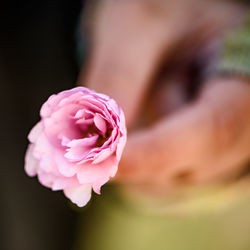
79, 0, 249, 195
80, 0, 242, 127
116, 78, 250, 194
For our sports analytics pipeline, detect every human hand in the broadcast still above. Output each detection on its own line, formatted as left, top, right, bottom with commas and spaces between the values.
80, 0, 248, 195
80, 0, 243, 128
115, 78, 250, 195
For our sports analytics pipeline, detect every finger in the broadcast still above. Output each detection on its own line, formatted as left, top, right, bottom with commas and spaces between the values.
116, 78, 250, 185
79, 1, 172, 128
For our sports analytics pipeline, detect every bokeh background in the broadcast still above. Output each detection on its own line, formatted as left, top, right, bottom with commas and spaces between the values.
1, 1, 82, 249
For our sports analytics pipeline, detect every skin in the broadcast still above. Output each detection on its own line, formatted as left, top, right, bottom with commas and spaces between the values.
79, 0, 250, 196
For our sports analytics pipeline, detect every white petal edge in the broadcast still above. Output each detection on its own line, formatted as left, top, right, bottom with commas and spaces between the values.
116, 135, 127, 162
63, 184, 92, 207
94, 114, 107, 134
28, 122, 43, 143
24, 144, 38, 177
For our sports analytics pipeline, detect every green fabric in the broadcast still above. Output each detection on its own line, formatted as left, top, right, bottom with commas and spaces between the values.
218, 14, 250, 77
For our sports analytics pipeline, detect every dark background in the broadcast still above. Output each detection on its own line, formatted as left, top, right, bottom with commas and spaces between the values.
0, 1, 83, 249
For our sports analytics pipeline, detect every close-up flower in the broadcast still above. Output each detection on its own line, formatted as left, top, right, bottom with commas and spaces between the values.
25, 87, 127, 207
3, 1, 250, 250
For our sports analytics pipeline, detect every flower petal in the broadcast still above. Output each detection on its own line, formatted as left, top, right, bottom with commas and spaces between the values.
67, 135, 98, 148
94, 114, 107, 134
64, 135, 98, 161
28, 122, 43, 143
64, 184, 92, 207
44, 103, 82, 145
92, 177, 109, 194
55, 152, 80, 177
24, 144, 38, 176
92, 148, 113, 164
40, 87, 90, 118
77, 156, 118, 184
37, 169, 79, 191
116, 135, 127, 161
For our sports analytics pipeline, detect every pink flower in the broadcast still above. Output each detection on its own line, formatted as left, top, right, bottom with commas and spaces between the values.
25, 87, 127, 207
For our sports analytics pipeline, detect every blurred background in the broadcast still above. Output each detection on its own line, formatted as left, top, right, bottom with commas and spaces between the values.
1, 1, 82, 249
1, 0, 250, 250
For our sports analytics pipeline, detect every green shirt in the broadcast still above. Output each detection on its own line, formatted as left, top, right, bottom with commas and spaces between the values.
218, 13, 250, 77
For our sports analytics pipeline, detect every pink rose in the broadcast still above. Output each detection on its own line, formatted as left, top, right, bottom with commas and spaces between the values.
25, 87, 127, 207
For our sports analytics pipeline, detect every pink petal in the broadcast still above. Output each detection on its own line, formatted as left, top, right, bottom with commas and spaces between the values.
58, 92, 83, 107
24, 144, 38, 176
92, 177, 109, 194
64, 184, 92, 207
101, 128, 118, 149
106, 98, 120, 116
39, 155, 56, 173
79, 97, 114, 126
64, 136, 98, 161
28, 122, 43, 143
44, 103, 82, 144
55, 152, 80, 177
119, 109, 127, 135
51, 176, 79, 191
74, 108, 94, 120
67, 135, 98, 148
94, 114, 107, 134
77, 156, 118, 184
41, 90, 78, 118
79, 128, 118, 164
40, 94, 58, 118
74, 109, 84, 119
116, 135, 127, 162
40, 87, 101, 118
92, 148, 113, 164
37, 169, 79, 191
61, 136, 70, 146
33, 133, 53, 159
64, 147, 89, 162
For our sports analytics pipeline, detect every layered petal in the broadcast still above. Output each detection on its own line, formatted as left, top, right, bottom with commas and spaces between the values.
65, 135, 98, 161
77, 156, 118, 184
28, 122, 43, 143
25, 144, 38, 176
64, 184, 92, 207
94, 114, 107, 134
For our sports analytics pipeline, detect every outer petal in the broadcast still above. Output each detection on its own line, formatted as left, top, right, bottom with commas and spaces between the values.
25, 144, 38, 176
119, 109, 127, 135
40, 87, 90, 118
44, 103, 81, 144
33, 132, 54, 160
55, 152, 80, 177
92, 177, 110, 194
34, 133, 79, 177
51, 177, 79, 191
77, 156, 118, 184
116, 135, 127, 162
92, 148, 113, 164
64, 184, 92, 207
37, 169, 79, 191
105, 98, 120, 117
28, 122, 43, 143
